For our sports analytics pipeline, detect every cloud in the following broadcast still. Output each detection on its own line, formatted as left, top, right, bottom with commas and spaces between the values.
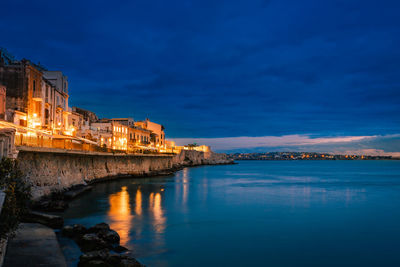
172, 134, 374, 150
172, 134, 400, 156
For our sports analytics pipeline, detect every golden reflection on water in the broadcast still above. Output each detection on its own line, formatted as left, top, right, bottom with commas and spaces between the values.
108, 186, 133, 246
135, 189, 142, 216
149, 192, 166, 233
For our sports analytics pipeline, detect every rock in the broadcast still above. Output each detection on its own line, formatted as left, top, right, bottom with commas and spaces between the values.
79, 260, 112, 267
78, 249, 144, 267
31, 199, 69, 212
88, 223, 110, 234
112, 245, 128, 253
108, 254, 145, 267
64, 185, 93, 200
79, 249, 110, 265
62, 224, 87, 238
118, 256, 145, 267
78, 233, 110, 252
101, 229, 120, 244
22, 210, 64, 229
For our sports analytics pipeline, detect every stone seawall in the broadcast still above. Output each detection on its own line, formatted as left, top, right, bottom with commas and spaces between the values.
16, 147, 233, 199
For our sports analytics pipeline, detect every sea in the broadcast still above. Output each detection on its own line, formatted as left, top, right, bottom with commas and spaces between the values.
60, 160, 400, 267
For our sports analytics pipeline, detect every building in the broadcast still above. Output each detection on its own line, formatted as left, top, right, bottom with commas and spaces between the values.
69, 110, 84, 137
91, 119, 128, 150
110, 118, 134, 127
0, 52, 43, 128
0, 49, 71, 135
73, 107, 98, 123
165, 140, 176, 153
128, 126, 151, 152
135, 118, 165, 149
0, 128, 17, 158
0, 84, 5, 119
43, 71, 71, 135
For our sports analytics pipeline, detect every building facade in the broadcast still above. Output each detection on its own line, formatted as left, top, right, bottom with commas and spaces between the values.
0, 84, 5, 119
135, 118, 165, 149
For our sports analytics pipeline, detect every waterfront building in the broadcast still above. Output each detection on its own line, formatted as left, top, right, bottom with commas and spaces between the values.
0, 52, 43, 128
69, 110, 85, 137
0, 49, 72, 135
127, 126, 151, 152
134, 118, 165, 149
0, 84, 5, 120
91, 119, 128, 150
110, 118, 135, 127
165, 140, 176, 153
73, 106, 98, 123
43, 71, 71, 135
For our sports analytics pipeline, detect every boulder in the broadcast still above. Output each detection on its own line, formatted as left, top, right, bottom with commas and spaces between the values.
113, 245, 128, 253
79, 260, 112, 267
78, 249, 144, 267
62, 224, 88, 238
64, 185, 93, 200
31, 199, 69, 212
88, 223, 110, 234
79, 249, 110, 265
101, 229, 120, 244
78, 233, 110, 252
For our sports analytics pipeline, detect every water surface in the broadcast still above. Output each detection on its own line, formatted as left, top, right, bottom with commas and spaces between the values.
61, 160, 400, 266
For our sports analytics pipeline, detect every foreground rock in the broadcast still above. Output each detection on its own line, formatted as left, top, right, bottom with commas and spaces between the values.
62, 222, 143, 266
78, 249, 144, 267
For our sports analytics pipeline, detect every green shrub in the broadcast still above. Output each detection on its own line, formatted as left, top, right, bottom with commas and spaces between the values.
0, 158, 31, 238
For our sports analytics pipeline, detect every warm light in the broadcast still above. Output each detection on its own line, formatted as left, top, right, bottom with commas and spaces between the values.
33, 113, 37, 118
108, 186, 132, 246
135, 189, 142, 216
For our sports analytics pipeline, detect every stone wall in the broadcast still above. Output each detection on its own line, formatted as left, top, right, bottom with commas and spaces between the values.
16, 147, 233, 199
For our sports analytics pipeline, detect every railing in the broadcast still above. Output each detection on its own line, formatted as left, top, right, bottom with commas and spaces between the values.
14, 133, 166, 155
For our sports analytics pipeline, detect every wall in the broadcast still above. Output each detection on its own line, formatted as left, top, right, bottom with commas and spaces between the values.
16, 147, 233, 199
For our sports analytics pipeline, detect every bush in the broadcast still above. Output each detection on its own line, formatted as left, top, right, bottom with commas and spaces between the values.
0, 158, 31, 238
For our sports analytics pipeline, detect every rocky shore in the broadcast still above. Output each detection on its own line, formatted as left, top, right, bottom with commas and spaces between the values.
62, 223, 143, 267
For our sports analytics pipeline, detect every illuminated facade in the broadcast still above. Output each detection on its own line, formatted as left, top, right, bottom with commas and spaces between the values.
43, 71, 71, 135
135, 118, 165, 149
128, 126, 151, 151
91, 120, 128, 150
0, 84, 5, 119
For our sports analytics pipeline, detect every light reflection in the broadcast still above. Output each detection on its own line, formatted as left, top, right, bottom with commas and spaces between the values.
135, 188, 142, 216
182, 168, 189, 205
108, 186, 133, 246
149, 192, 166, 233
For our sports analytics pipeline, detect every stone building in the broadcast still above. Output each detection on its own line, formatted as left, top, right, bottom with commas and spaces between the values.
134, 118, 165, 149
0, 49, 71, 134
0, 128, 17, 158
0, 52, 43, 128
91, 119, 128, 150
128, 126, 151, 151
43, 71, 70, 135
110, 118, 134, 127
73, 107, 98, 123
0, 84, 5, 120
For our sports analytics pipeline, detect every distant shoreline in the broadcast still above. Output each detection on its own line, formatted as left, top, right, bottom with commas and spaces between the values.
228, 152, 399, 161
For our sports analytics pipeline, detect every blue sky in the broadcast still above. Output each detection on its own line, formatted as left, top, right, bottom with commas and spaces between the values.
1, 0, 399, 153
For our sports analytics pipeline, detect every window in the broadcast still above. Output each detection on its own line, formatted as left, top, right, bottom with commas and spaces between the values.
33, 80, 36, 92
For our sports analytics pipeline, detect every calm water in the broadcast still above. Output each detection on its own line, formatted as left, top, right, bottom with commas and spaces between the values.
61, 161, 400, 267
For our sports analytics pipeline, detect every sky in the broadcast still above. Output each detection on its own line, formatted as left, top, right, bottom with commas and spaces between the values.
1, 0, 399, 154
